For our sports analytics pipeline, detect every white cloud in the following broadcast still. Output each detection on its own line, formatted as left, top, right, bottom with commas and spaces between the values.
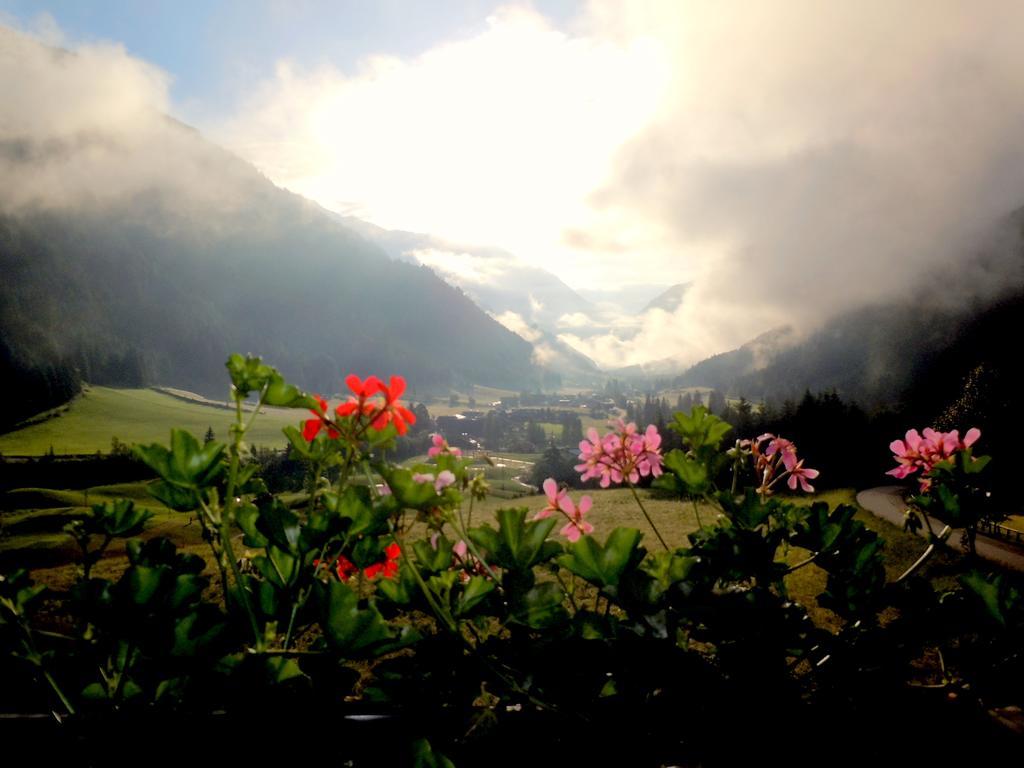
557, 311, 590, 328
0, 24, 261, 221
491, 310, 542, 342
531, 342, 559, 366
215, 5, 668, 289
10, 3, 1024, 371
407, 247, 515, 285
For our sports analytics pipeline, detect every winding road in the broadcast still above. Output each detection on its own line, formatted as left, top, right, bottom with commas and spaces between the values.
857, 486, 1024, 572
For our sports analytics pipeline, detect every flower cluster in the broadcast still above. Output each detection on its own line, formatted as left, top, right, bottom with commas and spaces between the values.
742, 433, 819, 493
575, 420, 664, 488
303, 374, 416, 441
887, 427, 981, 491
534, 478, 594, 542
316, 542, 402, 582
428, 433, 462, 458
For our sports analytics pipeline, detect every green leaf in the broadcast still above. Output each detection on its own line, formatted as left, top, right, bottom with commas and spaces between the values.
89, 499, 153, 538
376, 563, 417, 606
0, 570, 46, 615
147, 480, 203, 512
510, 581, 566, 629
324, 486, 387, 539
254, 545, 299, 589
412, 535, 454, 573
283, 424, 314, 460
963, 453, 991, 475
134, 428, 225, 502
170, 610, 226, 657
662, 450, 709, 495
320, 580, 394, 656
427, 570, 459, 607
455, 575, 496, 616
382, 468, 440, 509
468, 508, 559, 572
237, 503, 269, 548
226, 353, 276, 399
961, 572, 1007, 627
167, 574, 206, 613
411, 739, 456, 768
669, 405, 732, 451
122, 565, 165, 606
265, 656, 306, 685
264, 373, 318, 410
255, 496, 302, 554
558, 527, 644, 588
721, 489, 773, 529
645, 549, 696, 583
81, 682, 109, 701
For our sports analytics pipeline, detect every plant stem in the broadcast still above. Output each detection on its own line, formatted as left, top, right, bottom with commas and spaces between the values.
198, 499, 232, 615
896, 525, 952, 583
219, 386, 268, 649
448, 513, 502, 588
555, 570, 578, 613
394, 534, 458, 634
282, 603, 300, 651
691, 498, 705, 531
626, 481, 669, 550
784, 551, 819, 574
220, 521, 262, 648
42, 668, 75, 716
113, 643, 136, 705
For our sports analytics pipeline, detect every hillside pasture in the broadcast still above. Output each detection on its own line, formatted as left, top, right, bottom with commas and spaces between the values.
0, 386, 302, 455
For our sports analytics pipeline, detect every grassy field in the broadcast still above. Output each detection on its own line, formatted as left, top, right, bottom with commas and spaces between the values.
0, 386, 303, 455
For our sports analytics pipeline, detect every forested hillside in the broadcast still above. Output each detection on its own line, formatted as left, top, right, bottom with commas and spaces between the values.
0, 124, 538, 429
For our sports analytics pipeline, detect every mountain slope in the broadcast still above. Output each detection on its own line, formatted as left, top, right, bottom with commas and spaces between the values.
641, 283, 691, 314
0, 113, 538, 427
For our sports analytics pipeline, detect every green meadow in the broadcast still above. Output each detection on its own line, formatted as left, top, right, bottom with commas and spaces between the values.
0, 386, 301, 455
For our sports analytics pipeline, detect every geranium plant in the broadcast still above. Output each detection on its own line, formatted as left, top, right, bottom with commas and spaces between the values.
1, 356, 1019, 765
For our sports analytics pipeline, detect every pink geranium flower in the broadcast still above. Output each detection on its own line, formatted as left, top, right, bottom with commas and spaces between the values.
786, 460, 819, 492
886, 426, 981, 492
745, 433, 819, 495
575, 421, 664, 488
534, 478, 569, 520
428, 433, 462, 458
560, 494, 594, 542
534, 477, 595, 541
434, 470, 456, 492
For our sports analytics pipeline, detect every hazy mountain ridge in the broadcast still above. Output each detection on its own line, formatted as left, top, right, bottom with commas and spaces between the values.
641, 283, 691, 314
0, 119, 540, 428
337, 215, 598, 330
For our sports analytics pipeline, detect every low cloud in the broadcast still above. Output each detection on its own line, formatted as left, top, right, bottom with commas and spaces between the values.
492, 310, 542, 343
8, 4, 1024, 372
0, 24, 261, 221
557, 312, 591, 329
407, 247, 516, 285
573, 1, 1024, 367
215, 5, 667, 288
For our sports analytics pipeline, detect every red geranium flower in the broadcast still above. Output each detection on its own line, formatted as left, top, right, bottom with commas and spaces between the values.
364, 542, 401, 580
335, 374, 384, 420
370, 376, 417, 435
314, 554, 358, 581
303, 395, 340, 441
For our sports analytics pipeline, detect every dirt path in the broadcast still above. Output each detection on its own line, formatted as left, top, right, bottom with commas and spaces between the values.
857, 486, 1024, 572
